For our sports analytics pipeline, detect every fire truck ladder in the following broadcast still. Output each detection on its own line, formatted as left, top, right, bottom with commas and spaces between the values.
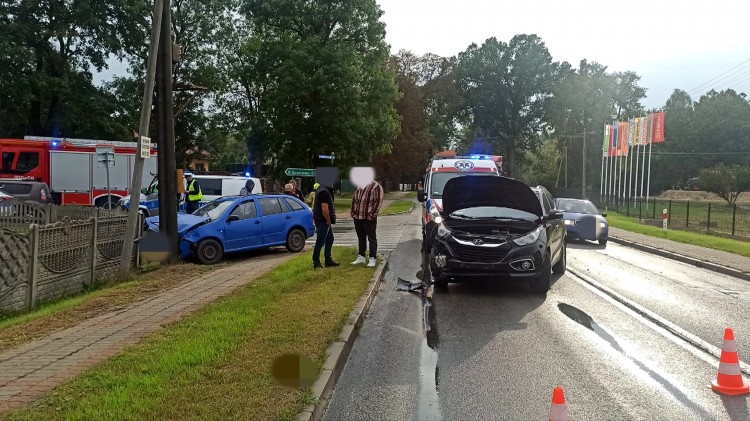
23, 136, 158, 149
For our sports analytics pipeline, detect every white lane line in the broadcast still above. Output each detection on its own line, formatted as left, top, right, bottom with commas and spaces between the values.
568, 267, 750, 376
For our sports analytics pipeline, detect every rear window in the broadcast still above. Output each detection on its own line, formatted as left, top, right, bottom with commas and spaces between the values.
0, 183, 33, 195
259, 198, 283, 215
284, 198, 304, 211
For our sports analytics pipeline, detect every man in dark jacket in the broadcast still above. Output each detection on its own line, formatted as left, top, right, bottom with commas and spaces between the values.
312, 182, 339, 269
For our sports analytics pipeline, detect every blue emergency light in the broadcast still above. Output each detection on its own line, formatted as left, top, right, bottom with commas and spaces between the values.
245, 172, 251, 177
50, 140, 60, 148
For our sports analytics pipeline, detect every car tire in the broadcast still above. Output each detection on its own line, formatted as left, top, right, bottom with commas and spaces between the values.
598, 238, 608, 246
531, 255, 552, 294
285, 228, 306, 253
196, 239, 223, 265
432, 276, 449, 288
552, 244, 566, 275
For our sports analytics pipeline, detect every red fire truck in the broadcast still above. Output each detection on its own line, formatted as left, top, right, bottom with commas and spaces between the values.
0, 136, 158, 207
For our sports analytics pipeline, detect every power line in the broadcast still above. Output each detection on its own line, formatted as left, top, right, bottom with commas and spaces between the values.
712, 68, 750, 92
687, 57, 750, 95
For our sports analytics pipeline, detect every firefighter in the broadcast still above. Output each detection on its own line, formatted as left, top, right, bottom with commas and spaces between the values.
185, 173, 203, 214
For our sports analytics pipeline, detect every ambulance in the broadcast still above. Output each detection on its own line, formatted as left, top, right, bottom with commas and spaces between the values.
417, 154, 503, 249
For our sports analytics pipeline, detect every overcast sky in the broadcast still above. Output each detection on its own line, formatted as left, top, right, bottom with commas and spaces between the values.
96, 0, 750, 109
375, 0, 750, 108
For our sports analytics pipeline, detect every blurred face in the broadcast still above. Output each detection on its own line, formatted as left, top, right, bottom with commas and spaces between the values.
350, 167, 375, 189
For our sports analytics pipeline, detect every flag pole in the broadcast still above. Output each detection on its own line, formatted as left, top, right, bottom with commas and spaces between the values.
646, 140, 653, 204
640, 136, 646, 200
634, 142, 640, 203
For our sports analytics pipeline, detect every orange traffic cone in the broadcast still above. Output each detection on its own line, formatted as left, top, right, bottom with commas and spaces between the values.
710, 328, 750, 395
548, 386, 570, 421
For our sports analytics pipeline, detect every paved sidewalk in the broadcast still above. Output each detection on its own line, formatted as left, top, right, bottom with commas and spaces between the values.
0, 251, 294, 414
609, 227, 750, 278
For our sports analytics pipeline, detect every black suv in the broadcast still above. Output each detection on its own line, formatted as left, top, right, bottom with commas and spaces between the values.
428, 176, 566, 294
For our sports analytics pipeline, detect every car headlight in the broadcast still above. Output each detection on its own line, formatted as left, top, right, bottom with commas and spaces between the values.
599, 222, 607, 228
513, 227, 542, 246
429, 204, 442, 224
437, 223, 452, 238
564, 220, 574, 226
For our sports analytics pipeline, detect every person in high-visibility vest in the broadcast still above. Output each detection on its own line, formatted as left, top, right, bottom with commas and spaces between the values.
185, 173, 203, 214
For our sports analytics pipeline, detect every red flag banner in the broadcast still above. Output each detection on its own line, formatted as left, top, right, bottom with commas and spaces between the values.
652, 112, 665, 143
609, 124, 616, 157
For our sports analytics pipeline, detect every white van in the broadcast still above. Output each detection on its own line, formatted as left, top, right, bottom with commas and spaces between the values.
188, 175, 263, 202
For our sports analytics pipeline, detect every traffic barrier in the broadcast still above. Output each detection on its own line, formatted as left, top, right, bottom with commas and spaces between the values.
548, 386, 570, 421
710, 327, 750, 395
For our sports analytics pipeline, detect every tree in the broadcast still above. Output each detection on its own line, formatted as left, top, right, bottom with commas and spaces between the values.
455, 35, 564, 177
0, 0, 148, 138
373, 57, 434, 190
520, 138, 562, 188
239, 0, 401, 174
546, 60, 646, 194
699, 164, 750, 204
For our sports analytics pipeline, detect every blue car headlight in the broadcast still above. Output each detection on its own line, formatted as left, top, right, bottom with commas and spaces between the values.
513, 227, 542, 246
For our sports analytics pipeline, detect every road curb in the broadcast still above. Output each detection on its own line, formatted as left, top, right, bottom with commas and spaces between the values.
295, 258, 389, 421
609, 235, 750, 282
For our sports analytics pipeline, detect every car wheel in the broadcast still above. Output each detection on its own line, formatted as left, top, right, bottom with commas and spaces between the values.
196, 239, 223, 265
531, 255, 552, 294
285, 228, 306, 253
552, 244, 566, 275
598, 238, 608, 246
432, 276, 449, 288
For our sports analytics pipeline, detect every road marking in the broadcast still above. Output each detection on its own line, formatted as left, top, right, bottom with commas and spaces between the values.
568, 267, 750, 376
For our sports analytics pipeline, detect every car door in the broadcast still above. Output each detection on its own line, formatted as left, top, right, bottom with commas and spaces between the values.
258, 197, 290, 244
223, 200, 264, 251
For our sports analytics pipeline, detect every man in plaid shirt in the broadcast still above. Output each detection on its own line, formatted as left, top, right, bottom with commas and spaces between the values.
350, 176, 384, 267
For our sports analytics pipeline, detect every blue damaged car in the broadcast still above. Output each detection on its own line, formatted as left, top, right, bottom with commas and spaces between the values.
145, 194, 315, 264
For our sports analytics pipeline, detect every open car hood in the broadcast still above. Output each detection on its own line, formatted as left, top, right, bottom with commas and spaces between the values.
442, 176, 544, 217
145, 214, 211, 235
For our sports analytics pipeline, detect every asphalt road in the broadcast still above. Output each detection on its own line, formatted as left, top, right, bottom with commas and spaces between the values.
322, 209, 750, 421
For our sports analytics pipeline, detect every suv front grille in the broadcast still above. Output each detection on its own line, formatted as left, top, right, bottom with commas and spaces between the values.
449, 242, 508, 262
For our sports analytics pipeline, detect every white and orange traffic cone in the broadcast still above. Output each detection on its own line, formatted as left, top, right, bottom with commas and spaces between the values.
710, 327, 750, 395
548, 386, 570, 421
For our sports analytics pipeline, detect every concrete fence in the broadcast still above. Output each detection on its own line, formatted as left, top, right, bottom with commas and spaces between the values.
0, 202, 141, 314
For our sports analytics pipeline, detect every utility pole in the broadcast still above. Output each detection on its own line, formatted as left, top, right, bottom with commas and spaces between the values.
156, 0, 179, 264
582, 128, 587, 199
119, 0, 164, 278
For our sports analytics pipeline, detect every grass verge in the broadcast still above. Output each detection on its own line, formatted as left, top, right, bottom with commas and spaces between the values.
381, 199, 414, 215
385, 191, 417, 200
607, 213, 750, 258
6, 247, 376, 421
0, 263, 221, 353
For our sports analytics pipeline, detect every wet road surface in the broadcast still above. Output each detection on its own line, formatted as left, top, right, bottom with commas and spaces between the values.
322, 210, 750, 420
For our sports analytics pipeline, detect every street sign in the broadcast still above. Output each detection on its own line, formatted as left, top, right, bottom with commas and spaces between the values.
318, 154, 334, 160
96, 147, 115, 168
140, 136, 151, 159
285, 168, 316, 177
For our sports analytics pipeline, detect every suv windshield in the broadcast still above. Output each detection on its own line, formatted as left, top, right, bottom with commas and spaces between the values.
450, 206, 537, 221
193, 199, 233, 220
558, 199, 600, 215
430, 173, 495, 198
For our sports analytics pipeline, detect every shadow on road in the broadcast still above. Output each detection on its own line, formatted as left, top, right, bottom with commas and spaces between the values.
566, 240, 607, 250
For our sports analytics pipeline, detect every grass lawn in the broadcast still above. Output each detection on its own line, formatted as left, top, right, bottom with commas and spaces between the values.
605, 199, 750, 238
334, 194, 352, 212
381, 199, 414, 215
0, 263, 220, 354
385, 191, 417, 200
6, 247, 376, 421
607, 212, 750, 258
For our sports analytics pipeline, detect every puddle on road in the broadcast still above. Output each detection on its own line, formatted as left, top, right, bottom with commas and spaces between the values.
417, 251, 442, 420
557, 303, 714, 420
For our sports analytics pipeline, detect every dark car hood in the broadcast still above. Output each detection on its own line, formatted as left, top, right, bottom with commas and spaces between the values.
442, 176, 544, 217
145, 213, 211, 235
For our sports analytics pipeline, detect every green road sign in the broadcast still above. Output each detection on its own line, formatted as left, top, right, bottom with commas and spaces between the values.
285, 168, 316, 177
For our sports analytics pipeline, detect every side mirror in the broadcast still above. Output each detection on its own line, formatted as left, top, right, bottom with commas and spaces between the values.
417, 190, 427, 202
601, 212, 608, 218
547, 210, 564, 220
227, 215, 240, 222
